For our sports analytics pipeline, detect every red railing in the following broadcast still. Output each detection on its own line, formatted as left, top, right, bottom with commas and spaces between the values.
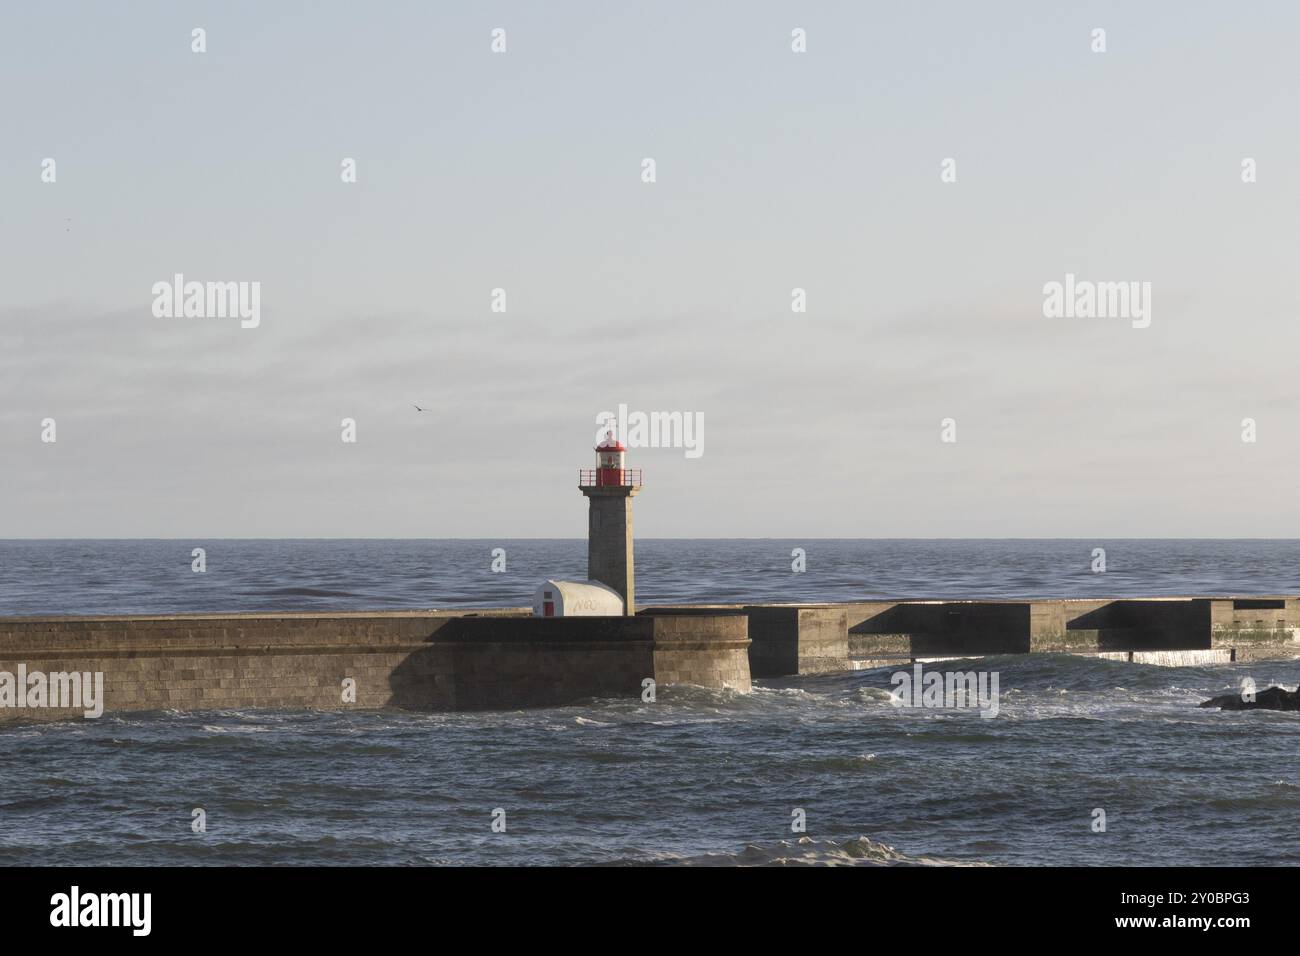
579, 468, 643, 488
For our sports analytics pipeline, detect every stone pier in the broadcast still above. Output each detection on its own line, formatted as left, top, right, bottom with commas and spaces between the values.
4, 595, 1294, 724
646, 595, 1300, 675
0, 611, 751, 723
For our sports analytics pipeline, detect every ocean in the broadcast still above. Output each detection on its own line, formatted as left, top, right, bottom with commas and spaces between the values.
1, 539, 1298, 866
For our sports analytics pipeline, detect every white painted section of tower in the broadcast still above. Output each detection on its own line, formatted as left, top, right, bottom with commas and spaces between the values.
532, 579, 626, 617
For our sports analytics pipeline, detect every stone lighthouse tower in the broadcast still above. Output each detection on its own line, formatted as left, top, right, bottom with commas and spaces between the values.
579, 429, 642, 615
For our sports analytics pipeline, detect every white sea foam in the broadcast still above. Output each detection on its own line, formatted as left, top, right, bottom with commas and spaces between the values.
201, 723, 272, 734
668, 835, 987, 867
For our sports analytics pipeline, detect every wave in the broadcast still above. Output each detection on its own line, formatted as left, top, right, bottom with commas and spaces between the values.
201, 723, 274, 734
239, 587, 361, 598
645, 835, 987, 867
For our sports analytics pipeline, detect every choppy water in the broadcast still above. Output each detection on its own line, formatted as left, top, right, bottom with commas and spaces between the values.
1, 540, 1298, 865
3, 656, 1298, 867
2, 539, 1300, 615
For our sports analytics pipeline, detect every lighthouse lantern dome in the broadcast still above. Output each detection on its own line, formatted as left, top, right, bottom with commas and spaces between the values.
595, 429, 626, 471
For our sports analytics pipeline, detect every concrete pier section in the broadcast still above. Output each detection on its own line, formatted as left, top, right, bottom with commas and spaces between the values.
647, 595, 1300, 675
0, 611, 751, 723
916, 596, 1296, 661
848, 596, 1300, 668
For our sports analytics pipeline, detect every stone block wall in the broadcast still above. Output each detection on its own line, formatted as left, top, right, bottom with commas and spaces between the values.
1029, 599, 1211, 652
0, 611, 750, 723
1208, 598, 1300, 648
744, 606, 848, 677
650, 613, 752, 690
846, 601, 1030, 657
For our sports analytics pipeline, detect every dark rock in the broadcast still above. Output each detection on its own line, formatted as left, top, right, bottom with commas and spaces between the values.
1200, 685, 1300, 711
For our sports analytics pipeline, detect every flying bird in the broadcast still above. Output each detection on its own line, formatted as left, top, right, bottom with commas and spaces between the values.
412, 404, 429, 412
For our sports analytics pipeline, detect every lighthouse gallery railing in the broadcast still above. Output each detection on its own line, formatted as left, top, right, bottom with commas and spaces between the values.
578, 469, 643, 488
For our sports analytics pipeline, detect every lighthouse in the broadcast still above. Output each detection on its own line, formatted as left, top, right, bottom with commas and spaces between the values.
579, 429, 642, 615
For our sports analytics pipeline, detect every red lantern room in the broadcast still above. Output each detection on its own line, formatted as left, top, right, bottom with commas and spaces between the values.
579, 429, 642, 490
595, 430, 627, 486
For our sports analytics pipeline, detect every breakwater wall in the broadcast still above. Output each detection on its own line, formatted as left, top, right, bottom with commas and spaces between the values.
0, 611, 751, 723
644, 596, 1300, 675
3, 595, 1294, 722
846, 597, 1300, 659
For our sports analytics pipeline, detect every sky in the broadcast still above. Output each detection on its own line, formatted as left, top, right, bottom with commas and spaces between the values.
3, 1, 1299, 537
